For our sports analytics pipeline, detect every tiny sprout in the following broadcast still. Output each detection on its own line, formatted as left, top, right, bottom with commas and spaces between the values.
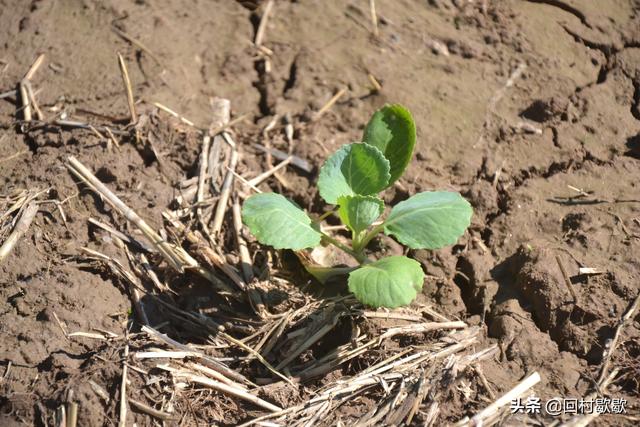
242, 104, 472, 308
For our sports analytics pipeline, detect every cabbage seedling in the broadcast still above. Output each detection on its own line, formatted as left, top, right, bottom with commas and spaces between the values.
242, 104, 472, 308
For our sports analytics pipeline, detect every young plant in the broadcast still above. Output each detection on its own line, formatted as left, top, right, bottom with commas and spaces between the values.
242, 104, 472, 308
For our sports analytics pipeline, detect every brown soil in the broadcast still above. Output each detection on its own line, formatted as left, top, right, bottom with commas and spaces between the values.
1, 0, 639, 425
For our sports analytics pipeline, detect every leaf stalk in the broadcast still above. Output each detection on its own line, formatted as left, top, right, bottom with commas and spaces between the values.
353, 222, 385, 253
320, 232, 368, 264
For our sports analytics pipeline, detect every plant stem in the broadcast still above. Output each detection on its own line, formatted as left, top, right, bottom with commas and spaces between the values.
351, 230, 362, 252
302, 264, 358, 283
314, 207, 337, 223
320, 232, 367, 264
354, 223, 385, 253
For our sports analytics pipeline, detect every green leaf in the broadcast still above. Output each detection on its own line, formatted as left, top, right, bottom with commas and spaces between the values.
242, 193, 321, 250
317, 143, 390, 204
348, 256, 424, 308
363, 104, 417, 186
337, 195, 384, 235
383, 191, 472, 249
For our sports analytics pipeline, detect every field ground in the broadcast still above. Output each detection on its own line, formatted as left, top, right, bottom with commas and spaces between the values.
1, 0, 639, 425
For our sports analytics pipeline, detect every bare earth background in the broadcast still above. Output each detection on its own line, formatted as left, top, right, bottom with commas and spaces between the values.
1, 0, 639, 425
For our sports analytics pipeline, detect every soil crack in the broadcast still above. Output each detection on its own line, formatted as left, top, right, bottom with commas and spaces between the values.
561, 25, 619, 86
253, 59, 273, 116
630, 77, 640, 121
526, 0, 592, 29
283, 53, 299, 95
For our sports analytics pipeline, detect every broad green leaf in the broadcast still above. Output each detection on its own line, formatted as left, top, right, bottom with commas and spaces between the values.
337, 195, 384, 235
242, 193, 321, 250
348, 256, 424, 308
363, 104, 417, 186
317, 143, 390, 204
383, 191, 472, 249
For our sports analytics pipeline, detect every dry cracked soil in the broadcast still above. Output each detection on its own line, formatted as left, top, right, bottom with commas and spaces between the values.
0, 0, 639, 425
